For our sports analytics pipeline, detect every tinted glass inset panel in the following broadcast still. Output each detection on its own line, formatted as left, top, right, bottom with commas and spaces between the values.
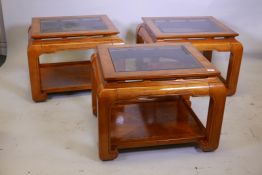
109, 46, 203, 72
40, 17, 108, 33
153, 18, 224, 33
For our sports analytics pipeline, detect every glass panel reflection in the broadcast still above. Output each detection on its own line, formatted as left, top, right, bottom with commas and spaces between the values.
153, 18, 224, 33
40, 17, 108, 33
109, 46, 203, 72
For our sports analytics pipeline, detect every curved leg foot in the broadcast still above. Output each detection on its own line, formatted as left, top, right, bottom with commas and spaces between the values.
199, 81, 226, 151
98, 89, 119, 160
28, 45, 48, 102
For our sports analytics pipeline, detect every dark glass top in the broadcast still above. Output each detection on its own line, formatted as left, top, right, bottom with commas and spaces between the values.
40, 17, 108, 33
153, 18, 224, 33
109, 46, 203, 72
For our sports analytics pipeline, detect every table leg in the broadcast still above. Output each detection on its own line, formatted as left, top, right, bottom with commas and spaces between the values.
136, 24, 145, 44
27, 45, 47, 102
225, 40, 243, 96
199, 82, 226, 151
182, 95, 191, 106
98, 89, 118, 160
91, 56, 98, 116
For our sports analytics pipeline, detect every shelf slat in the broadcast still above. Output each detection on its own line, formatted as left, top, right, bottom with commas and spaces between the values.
111, 98, 206, 149
40, 61, 91, 93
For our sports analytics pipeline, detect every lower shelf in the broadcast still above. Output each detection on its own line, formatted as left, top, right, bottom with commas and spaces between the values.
40, 61, 91, 93
110, 98, 206, 149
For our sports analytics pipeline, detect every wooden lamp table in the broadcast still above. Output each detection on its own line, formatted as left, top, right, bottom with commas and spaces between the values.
136, 16, 243, 96
28, 15, 123, 102
91, 43, 226, 160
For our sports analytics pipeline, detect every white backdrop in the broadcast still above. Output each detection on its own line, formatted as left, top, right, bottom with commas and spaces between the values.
1, 0, 262, 56
1, 1, 262, 174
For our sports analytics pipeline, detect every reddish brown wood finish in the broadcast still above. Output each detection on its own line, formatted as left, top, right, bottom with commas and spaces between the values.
31, 15, 119, 39
40, 61, 91, 93
136, 17, 243, 96
142, 16, 238, 39
96, 43, 219, 81
27, 15, 124, 102
91, 43, 227, 160
110, 99, 206, 149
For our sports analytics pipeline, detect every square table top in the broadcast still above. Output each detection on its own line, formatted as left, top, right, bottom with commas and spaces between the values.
142, 16, 238, 39
30, 15, 119, 39
96, 43, 220, 81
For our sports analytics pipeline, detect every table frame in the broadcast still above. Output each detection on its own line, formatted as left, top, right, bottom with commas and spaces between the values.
27, 16, 123, 102
91, 54, 226, 160
136, 22, 243, 96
